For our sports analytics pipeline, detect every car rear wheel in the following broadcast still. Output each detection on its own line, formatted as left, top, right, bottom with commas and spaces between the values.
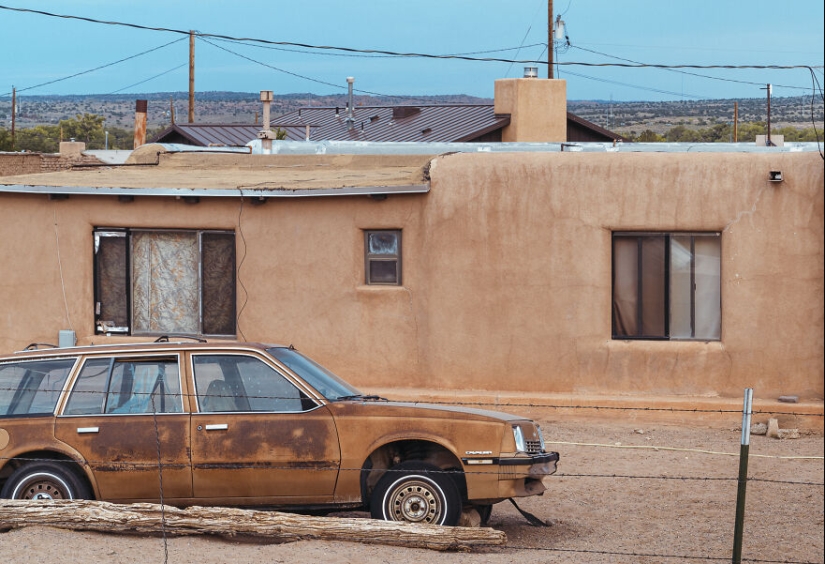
370, 461, 462, 526
1, 461, 90, 500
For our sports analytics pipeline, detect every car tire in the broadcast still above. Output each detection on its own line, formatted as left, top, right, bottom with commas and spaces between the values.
1, 460, 90, 500
370, 461, 462, 526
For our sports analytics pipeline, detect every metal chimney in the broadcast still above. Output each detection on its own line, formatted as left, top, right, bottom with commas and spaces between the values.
257, 90, 274, 154
346, 77, 355, 129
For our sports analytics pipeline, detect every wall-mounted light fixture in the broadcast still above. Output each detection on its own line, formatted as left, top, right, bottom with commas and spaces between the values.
768, 170, 783, 183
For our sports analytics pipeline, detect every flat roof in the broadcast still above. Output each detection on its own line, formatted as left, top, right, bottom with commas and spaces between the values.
0, 148, 435, 198
1, 140, 820, 198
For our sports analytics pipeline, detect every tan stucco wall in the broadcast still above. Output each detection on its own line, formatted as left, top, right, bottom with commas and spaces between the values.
494, 78, 567, 142
0, 150, 822, 402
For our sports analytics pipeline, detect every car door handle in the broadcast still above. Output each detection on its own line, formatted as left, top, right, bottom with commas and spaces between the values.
204, 424, 228, 431
77, 427, 99, 434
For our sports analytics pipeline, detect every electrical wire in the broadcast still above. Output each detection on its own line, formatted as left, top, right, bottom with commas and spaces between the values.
570, 44, 817, 93
209, 35, 546, 60
109, 63, 188, 95
198, 37, 391, 97
2, 36, 186, 97
0, 5, 816, 71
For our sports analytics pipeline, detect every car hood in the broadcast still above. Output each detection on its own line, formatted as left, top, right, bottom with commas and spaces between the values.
326, 399, 532, 423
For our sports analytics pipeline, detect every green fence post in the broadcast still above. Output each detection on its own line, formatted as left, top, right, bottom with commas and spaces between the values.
732, 388, 753, 564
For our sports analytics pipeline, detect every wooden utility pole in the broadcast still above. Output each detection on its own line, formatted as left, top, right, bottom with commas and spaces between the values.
733, 102, 739, 142
547, 0, 554, 78
188, 30, 195, 123
10, 87, 15, 151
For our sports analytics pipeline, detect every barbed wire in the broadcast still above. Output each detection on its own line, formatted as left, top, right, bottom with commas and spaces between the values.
502, 545, 822, 564
1, 385, 822, 418
0, 454, 821, 486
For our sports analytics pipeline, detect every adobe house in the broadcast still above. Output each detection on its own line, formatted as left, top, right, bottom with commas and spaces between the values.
151, 75, 624, 146
0, 79, 822, 423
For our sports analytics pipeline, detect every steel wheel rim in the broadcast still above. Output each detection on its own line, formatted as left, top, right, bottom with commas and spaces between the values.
12, 472, 72, 500
385, 478, 443, 524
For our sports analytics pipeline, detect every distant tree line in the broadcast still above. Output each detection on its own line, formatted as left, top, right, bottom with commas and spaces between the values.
0, 113, 163, 152
628, 122, 821, 143
1, 112, 820, 151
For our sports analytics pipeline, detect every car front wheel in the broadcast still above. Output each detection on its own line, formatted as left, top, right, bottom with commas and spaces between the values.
370, 461, 462, 526
1, 461, 90, 500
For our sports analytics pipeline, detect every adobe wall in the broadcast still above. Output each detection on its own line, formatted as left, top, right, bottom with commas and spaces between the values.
0, 150, 821, 403
0, 152, 102, 176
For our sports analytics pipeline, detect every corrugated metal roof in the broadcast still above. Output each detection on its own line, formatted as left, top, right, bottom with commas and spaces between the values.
270, 104, 511, 143
150, 124, 263, 146
150, 105, 628, 148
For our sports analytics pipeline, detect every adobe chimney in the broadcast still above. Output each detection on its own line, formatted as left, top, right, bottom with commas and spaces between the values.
133, 100, 148, 149
494, 78, 567, 142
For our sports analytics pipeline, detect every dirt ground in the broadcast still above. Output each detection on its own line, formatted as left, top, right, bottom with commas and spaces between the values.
1, 418, 822, 564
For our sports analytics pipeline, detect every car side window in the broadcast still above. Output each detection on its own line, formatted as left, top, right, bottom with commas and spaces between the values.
193, 354, 311, 413
0, 358, 76, 416
63, 356, 182, 415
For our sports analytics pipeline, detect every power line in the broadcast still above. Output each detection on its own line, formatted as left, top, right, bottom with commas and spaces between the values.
1, 37, 186, 98
198, 37, 390, 97
109, 63, 188, 95
0, 4, 816, 71
570, 44, 816, 93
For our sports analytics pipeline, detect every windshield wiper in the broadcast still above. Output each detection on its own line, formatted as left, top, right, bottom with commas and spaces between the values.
335, 394, 387, 402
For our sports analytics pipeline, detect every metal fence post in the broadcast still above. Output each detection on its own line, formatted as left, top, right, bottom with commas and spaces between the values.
732, 388, 753, 564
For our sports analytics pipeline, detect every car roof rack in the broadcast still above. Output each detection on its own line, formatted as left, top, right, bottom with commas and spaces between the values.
154, 335, 208, 343
23, 342, 59, 350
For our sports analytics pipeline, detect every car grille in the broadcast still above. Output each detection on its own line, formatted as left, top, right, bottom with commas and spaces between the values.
525, 440, 543, 454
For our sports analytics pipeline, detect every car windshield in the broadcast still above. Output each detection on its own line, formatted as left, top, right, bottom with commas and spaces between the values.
268, 347, 360, 400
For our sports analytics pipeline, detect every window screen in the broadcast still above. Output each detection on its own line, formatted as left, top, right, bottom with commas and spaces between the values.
95, 229, 236, 337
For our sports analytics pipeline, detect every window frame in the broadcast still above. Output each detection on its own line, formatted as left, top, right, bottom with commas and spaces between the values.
364, 229, 402, 286
612, 231, 721, 341
94, 228, 237, 338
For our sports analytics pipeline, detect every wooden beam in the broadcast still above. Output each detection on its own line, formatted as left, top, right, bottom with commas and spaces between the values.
0, 500, 506, 551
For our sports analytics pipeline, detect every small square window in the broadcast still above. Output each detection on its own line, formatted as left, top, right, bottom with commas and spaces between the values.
365, 230, 401, 285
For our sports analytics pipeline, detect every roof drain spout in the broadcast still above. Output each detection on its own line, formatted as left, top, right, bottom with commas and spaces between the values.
346, 77, 355, 130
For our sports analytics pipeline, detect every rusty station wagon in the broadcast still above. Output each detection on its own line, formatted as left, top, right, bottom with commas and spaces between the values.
0, 340, 558, 526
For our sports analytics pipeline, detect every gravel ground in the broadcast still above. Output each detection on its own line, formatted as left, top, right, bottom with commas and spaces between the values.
1, 419, 822, 564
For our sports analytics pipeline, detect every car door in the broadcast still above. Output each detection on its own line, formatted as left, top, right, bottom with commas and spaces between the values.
54, 354, 192, 501
189, 352, 340, 504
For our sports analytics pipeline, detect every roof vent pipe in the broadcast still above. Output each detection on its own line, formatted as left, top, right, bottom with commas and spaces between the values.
257, 90, 274, 154
346, 77, 355, 129
523, 67, 538, 78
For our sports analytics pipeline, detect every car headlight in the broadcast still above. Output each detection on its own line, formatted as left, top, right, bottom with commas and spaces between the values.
537, 425, 546, 453
512, 425, 526, 453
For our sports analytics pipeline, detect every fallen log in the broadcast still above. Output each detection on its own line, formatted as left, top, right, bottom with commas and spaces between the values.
0, 500, 506, 551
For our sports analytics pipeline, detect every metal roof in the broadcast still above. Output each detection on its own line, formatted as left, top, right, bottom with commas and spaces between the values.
149, 105, 627, 147
150, 124, 263, 146
271, 104, 510, 143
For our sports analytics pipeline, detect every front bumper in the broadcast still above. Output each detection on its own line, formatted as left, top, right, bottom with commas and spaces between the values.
462, 451, 560, 501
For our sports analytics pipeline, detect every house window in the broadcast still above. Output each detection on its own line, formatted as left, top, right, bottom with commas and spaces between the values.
94, 229, 236, 337
365, 230, 402, 285
612, 232, 721, 340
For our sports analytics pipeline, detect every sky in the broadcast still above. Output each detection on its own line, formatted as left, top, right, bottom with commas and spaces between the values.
1, 0, 823, 103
